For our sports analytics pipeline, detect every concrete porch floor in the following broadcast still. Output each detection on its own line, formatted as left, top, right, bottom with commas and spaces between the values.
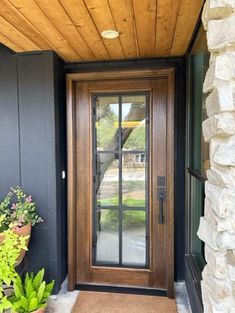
46, 281, 192, 313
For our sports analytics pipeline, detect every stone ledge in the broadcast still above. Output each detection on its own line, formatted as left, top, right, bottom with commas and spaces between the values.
197, 216, 219, 250
206, 86, 235, 117
207, 15, 235, 52
227, 250, 235, 281
207, 167, 235, 188
204, 197, 235, 232
203, 112, 235, 142
203, 53, 235, 93
218, 232, 235, 249
202, 265, 234, 301
205, 181, 235, 217
205, 245, 228, 279
201, 282, 235, 313
210, 135, 235, 167
214, 143, 235, 167
203, 0, 235, 30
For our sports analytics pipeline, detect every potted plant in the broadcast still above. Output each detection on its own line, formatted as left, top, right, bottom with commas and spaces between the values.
0, 215, 28, 313
0, 187, 43, 265
9, 269, 54, 313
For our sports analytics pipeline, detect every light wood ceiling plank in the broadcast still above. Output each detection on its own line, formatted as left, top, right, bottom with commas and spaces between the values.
170, 0, 204, 56
0, 31, 24, 52
155, 0, 181, 56
108, 0, 138, 58
0, 15, 39, 51
132, 0, 157, 57
0, 0, 54, 50
8, 0, 81, 61
84, 0, 124, 59
34, 0, 96, 61
59, 0, 109, 60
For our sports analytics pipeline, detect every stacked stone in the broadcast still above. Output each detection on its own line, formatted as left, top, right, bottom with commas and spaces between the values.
197, 1, 235, 312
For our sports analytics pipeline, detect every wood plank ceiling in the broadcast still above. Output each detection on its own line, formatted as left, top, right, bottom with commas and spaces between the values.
0, 0, 204, 62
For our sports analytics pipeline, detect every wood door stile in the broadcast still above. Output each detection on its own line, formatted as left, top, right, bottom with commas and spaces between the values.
67, 68, 175, 297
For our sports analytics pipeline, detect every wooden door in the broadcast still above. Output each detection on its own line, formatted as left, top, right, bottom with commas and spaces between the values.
67, 69, 174, 297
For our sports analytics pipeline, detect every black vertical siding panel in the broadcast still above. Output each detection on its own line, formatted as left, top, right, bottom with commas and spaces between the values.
17, 52, 58, 288
0, 50, 20, 195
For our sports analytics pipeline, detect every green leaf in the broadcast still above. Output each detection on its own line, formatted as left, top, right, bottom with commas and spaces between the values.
29, 297, 38, 312
20, 295, 29, 311
14, 276, 24, 299
33, 268, 44, 290
25, 279, 34, 299
37, 281, 45, 303
45, 280, 54, 295
29, 291, 37, 301
15, 274, 24, 297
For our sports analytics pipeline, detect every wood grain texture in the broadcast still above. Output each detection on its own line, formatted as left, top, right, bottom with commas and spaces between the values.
0, 0, 52, 50
60, 0, 109, 60
170, 0, 204, 56
0, 14, 39, 51
34, 0, 95, 60
84, 0, 124, 59
108, 0, 138, 58
0, 0, 203, 60
67, 68, 175, 295
155, 0, 181, 56
8, 0, 79, 61
132, 0, 157, 57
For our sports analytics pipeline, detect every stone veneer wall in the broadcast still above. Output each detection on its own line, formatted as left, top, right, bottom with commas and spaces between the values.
197, 0, 235, 312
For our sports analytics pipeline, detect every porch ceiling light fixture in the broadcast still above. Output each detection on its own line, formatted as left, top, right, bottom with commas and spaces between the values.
101, 29, 119, 39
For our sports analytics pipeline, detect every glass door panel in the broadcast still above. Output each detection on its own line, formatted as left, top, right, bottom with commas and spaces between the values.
96, 209, 119, 264
93, 93, 149, 268
96, 154, 119, 207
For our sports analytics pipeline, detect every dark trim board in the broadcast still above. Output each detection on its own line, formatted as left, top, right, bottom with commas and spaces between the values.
76, 284, 167, 297
0, 48, 67, 292
185, 255, 203, 313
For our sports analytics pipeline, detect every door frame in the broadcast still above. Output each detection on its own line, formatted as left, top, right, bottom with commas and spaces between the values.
66, 68, 175, 297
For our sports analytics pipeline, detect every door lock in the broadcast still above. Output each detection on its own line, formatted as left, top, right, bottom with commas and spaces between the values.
157, 178, 166, 224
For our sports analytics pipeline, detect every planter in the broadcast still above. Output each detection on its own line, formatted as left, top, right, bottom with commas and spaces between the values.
15, 308, 46, 313
31, 307, 46, 313
0, 223, 31, 266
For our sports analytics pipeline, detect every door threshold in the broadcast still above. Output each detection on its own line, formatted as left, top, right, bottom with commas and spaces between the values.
75, 283, 167, 297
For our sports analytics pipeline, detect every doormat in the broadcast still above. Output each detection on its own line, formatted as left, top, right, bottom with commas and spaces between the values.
71, 291, 178, 313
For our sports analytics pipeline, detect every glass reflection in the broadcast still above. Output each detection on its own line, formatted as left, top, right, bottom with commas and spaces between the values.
122, 210, 146, 266
122, 95, 146, 151
95, 96, 119, 151
122, 154, 146, 207
96, 154, 119, 207
96, 209, 119, 264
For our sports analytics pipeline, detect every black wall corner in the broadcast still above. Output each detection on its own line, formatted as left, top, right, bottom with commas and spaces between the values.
0, 47, 20, 193
0, 48, 67, 293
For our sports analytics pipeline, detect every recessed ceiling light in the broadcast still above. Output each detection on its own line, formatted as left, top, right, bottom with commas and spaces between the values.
101, 30, 119, 39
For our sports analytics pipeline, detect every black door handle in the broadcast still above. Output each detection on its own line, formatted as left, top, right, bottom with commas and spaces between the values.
158, 196, 164, 224
157, 187, 165, 224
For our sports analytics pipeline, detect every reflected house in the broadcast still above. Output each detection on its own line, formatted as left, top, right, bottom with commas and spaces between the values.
0, 1, 231, 313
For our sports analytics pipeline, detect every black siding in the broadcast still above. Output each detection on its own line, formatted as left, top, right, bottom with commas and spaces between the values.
0, 47, 66, 292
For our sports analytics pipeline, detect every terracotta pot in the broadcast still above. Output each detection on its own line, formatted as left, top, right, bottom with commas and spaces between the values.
31, 307, 46, 313
0, 223, 31, 266
15, 307, 46, 313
